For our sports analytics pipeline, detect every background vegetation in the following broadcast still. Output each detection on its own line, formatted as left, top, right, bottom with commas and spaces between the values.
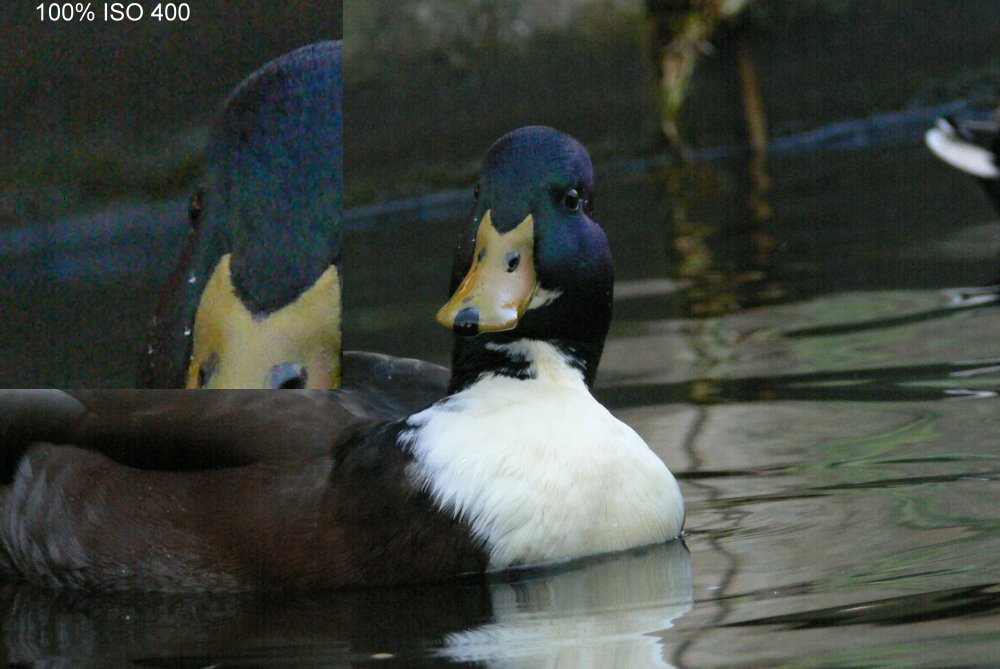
346, 0, 1000, 204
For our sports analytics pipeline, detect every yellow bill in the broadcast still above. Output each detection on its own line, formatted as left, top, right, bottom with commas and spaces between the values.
186, 254, 342, 388
436, 211, 537, 334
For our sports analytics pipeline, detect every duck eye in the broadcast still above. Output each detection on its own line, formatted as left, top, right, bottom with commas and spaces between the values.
269, 363, 308, 389
473, 184, 481, 200
505, 252, 520, 273
188, 188, 205, 230
563, 188, 581, 213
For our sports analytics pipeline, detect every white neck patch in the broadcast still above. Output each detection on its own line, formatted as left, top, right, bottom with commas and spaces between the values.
527, 286, 562, 311
401, 340, 684, 568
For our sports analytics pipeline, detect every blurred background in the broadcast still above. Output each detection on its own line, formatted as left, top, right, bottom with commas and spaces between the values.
343, 0, 1000, 367
0, 1, 342, 385
346, 0, 1000, 202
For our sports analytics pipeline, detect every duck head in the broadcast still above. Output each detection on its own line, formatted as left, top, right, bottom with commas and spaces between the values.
139, 41, 343, 389
438, 126, 613, 392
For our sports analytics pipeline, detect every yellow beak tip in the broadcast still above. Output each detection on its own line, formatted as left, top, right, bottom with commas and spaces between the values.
435, 307, 455, 329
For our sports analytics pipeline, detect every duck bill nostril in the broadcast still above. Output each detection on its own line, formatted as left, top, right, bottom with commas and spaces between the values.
453, 307, 480, 336
435, 211, 538, 333
186, 256, 343, 389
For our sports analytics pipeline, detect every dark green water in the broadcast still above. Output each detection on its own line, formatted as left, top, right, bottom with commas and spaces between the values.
1, 137, 999, 666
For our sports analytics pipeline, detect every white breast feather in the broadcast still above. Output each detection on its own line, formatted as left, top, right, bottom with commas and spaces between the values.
403, 341, 684, 568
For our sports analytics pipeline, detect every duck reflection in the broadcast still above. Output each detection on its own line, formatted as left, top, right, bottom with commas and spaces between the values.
0, 541, 692, 667
438, 541, 692, 668
0, 579, 492, 666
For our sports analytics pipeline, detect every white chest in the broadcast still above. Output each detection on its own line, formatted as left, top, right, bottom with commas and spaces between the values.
402, 345, 684, 568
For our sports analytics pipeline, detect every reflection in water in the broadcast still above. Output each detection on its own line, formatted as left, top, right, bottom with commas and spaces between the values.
0, 579, 492, 666
785, 285, 1000, 338
644, 0, 778, 319
604, 255, 1000, 663
601, 356, 1000, 408
625, 390, 1000, 666
726, 583, 1000, 629
650, 160, 780, 318
0, 542, 692, 667
439, 541, 692, 668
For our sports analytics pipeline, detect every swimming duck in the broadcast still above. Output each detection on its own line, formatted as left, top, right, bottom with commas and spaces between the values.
139, 41, 348, 389
925, 111, 1000, 214
0, 126, 684, 591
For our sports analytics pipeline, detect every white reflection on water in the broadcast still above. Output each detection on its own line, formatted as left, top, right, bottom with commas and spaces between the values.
438, 540, 693, 668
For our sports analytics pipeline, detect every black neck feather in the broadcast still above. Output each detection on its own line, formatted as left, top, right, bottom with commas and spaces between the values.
448, 335, 603, 394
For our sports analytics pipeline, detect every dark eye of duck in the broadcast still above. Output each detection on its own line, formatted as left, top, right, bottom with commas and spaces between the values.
188, 188, 205, 230
269, 362, 308, 389
563, 188, 582, 213
505, 252, 520, 273
473, 184, 481, 200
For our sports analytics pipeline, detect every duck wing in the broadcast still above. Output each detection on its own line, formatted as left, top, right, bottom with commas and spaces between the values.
0, 352, 448, 478
0, 390, 354, 478
0, 406, 485, 592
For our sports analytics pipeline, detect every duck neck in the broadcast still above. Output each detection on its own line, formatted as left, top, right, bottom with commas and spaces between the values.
447, 335, 603, 394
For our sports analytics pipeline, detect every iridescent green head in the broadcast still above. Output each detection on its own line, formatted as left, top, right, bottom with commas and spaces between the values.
439, 126, 613, 390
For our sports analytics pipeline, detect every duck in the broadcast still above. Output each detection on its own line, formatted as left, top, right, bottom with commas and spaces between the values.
138, 40, 441, 394
925, 110, 1000, 214
0, 126, 685, 592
